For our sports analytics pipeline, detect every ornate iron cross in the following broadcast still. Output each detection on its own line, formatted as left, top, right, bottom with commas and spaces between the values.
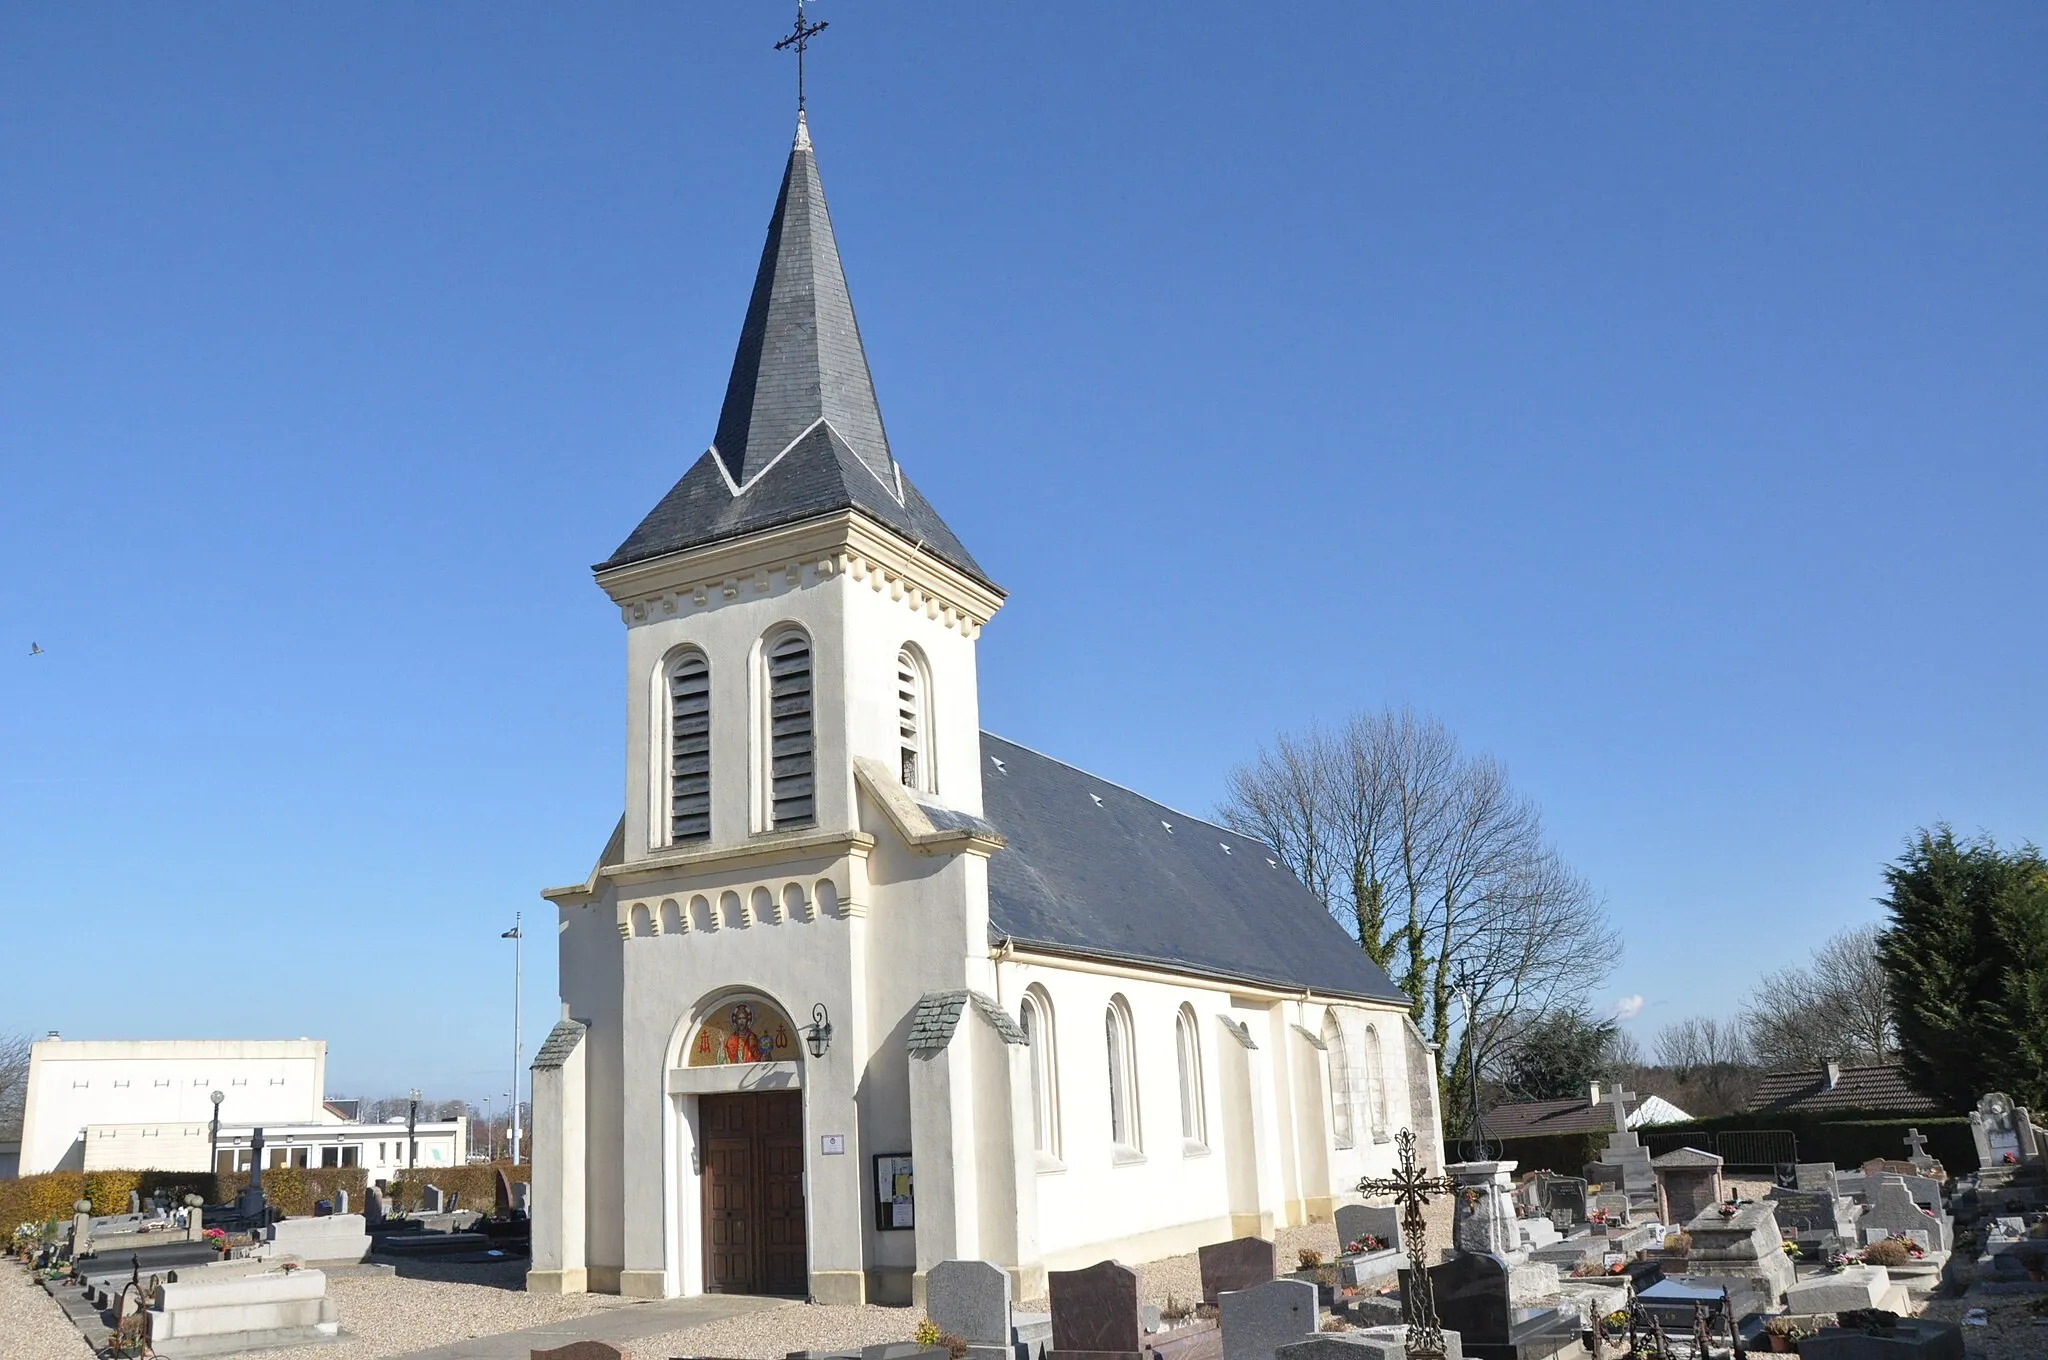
775, 0, 830, 113
1359, 1128, 1458, 1360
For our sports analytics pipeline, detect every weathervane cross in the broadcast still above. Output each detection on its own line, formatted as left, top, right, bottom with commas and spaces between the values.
775, 0, 830, 113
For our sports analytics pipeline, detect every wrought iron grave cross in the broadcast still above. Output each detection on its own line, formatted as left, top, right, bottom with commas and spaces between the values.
1359, 1128, 1458, 1360
775, 0, 830, 113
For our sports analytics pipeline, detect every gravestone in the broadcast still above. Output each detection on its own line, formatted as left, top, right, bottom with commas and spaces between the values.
147, 1267, 339, 1355
1765, 1187, 1861, 1242
1540, 1175, 1587, 1225
513, 1181, 531, 1215
1795, 1162, 1838, 1191
1651, 1147, 1725, 1226
1447, 1161, 1522, 1258
1784, 1264, 1895, 1317
1408, 1253, 1577, 1359
364, 1185, 386, 1228
258, 1213, 372, 1265
929, 1259, 1013, 1360
1048, 1260, 1142, 1355
1971, 1092, 2022, 1168
530, 1344, 627, 1360
1797, 1316, 1966, 1359
1679, 1201, 1795, 1306
421, 1184, 445, 1214
1199, 1237, 1277, 1305
496, 1169, 515, 1217
129, 1190, 142, 1215
335, 1189, 348, 1214
1334, 1205, 1400, 1255
1217, 1279, 1316, 1360
1859, 1179, 1952, 1253
1280, 1332, 1467, 1360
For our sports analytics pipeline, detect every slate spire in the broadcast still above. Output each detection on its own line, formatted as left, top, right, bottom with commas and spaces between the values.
600, 116, 992, 590
712, 111, 894, 489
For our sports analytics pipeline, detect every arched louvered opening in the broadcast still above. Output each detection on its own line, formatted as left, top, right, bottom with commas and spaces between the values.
766, 631, 815, 828
667, 651, 711, 843
896, 646, 934, 792
1363, 1024, 1389, 1138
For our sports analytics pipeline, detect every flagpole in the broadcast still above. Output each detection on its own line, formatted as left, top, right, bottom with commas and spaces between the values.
504, 913, 523, 1166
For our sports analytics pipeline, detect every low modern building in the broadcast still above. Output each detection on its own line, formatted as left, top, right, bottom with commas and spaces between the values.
12, 1036, 465, 1180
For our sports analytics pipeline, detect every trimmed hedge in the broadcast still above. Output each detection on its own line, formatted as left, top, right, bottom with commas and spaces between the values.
212, 1168, 367, 1218
387, 1161, 529, 1215
1, 1166, 372, 1230
1495, 1114, 1975, 1177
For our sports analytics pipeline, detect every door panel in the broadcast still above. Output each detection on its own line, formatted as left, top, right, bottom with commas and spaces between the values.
699, 1091, 807, 1295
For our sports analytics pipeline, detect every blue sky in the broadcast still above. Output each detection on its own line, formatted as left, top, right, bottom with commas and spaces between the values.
3, 5, 2043, 1103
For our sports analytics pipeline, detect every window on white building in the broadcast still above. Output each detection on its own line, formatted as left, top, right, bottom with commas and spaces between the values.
1323, 1011, 1356, 1149
1105, 996, 1141, 1155
1363, 1023, 1390, 1138
667, 650, 712, 843
1020, 986, 1060, 1158
764, 630, 815, 828
1176, 1004, 1206, 1150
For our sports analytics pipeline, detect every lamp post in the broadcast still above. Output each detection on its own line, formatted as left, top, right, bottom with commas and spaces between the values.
208, 1089, 224, 1175
502, 914, 523, 1166
481, 1096, 494, 1163
407, 1088, 421, 1170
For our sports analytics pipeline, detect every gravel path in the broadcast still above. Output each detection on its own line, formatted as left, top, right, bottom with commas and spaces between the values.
1920, 1293, 2044, 1360
625, 1301, 913, 1360
257, 1260, 635, 1359
0, 1264, 95, 1360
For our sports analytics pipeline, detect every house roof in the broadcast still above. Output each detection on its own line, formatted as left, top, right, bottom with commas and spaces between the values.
1482, 1092, 1692, 1140
977, 734, 1408, 1004
600, 114, 991, 590
1748, 1063, 1937, 1116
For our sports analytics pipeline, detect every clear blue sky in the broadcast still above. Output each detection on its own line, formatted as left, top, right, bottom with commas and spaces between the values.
3, 5, 2043, 1103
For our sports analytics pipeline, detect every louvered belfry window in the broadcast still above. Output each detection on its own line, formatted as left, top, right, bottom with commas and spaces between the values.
668, 653, 711, 843
767, 632, 816, 827
897, 649, 923, 790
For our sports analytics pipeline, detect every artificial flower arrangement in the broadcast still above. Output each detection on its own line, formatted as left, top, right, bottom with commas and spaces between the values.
1781, 1240, 1802, 1258
1344, 1235, 1390, 1255
203, 1227, 229, 1255
2004, 1152, 2020, 1165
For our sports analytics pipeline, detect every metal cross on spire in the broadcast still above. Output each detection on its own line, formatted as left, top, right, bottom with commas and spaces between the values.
1358, 1128, 1458, 1360
775, 0, 830, 113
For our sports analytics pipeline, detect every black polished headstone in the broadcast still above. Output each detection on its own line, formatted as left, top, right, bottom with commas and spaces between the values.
1048, 1260, 1142, 1355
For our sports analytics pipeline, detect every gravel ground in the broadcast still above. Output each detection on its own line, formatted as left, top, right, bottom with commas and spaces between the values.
1921, 1293, 2046, 1360
255, 1259, 635, 1360
0, 1264, 95, 1360
626, 1300, 911, 1360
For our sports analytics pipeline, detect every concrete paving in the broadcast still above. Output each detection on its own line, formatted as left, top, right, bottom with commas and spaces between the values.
391, 1291, 790, 1359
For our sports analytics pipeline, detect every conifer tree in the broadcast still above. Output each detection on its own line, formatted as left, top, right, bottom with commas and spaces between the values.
1877, 828, 2048, 1110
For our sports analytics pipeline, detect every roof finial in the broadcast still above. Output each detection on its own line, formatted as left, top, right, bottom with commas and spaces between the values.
775, 0, 830, 115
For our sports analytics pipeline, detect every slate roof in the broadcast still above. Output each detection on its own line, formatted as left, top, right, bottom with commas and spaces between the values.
600, 114, 991, 590
978, 734, 1408, 1004
531, 1019, 587, 1072
1748, 1064, 1937, 1116
907, 990, 1027, 1056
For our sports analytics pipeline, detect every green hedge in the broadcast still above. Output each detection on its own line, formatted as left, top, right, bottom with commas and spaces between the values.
1494, 1114, 1975, 1178
1, 1166, 374, 1231
388, 1161, 530, 1215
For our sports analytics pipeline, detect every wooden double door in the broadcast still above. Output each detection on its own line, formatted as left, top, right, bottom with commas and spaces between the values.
700, 1091, 807, 1295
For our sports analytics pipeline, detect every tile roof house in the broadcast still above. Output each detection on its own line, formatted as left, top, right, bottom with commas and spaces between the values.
1747, 1062, 1938, 1116
1482, 1084, 1693, 1141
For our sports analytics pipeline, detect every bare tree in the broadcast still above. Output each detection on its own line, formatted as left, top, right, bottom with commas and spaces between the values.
0, 1032, 30, 1138
1741, 925, 1893, 1071
1653, 1015, 1757, 1115
1221, 707, 1620, 1132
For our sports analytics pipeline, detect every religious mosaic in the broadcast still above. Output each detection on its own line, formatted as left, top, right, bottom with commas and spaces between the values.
687, 996, 799, 1066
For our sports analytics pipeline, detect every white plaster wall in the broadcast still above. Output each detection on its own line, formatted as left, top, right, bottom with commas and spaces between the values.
19, 1040, 328, 1176
73, 1120, 463, 1176
556, 895, 628, 1281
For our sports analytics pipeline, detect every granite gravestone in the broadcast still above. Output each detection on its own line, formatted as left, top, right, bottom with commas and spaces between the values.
1795, 1163, 1838, 1192
1540, 1176, 1587, 1226
421, 1185, 445, 1214
1217, 1279, 1316, 1360
1859, 1180, 1951, 1253
496, 1169, 514, 1217
1199, 1238, 1277, 1306
1334, 1206, 1400, 1255
1650, 1147, 1724, 1226
364, 1185, 386, 1229
928, 1259, 1013, 1360
1049, 1260, 1143, 1356
1411, 1253, 1577, 1359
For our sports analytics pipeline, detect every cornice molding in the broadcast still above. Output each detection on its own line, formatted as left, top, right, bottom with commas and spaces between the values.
594, 510, 1005, 638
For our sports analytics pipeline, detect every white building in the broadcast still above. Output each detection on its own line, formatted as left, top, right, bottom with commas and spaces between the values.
528, 112, 1444, 1308
13, 1037, 465, 1180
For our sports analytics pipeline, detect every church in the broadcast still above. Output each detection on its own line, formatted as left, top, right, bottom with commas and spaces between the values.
526, 111, 1444, 1307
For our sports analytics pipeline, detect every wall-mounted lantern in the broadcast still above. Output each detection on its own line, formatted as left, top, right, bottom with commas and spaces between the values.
805, 1003, 834, 1059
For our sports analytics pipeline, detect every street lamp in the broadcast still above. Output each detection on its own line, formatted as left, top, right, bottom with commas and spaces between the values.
208, 1090, 224, 1175
481, 1096, 494, 1163
407, 1088, 421, 1170
502, 915, 524, 1166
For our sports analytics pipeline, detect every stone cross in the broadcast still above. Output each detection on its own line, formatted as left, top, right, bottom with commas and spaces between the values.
1903, 1128, 1930, 1164
1604, 1085, 1636, 1135
1358, 1128, 1457, 1360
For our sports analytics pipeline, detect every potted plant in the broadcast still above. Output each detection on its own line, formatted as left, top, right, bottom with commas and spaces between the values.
1761, 1317, 1809, 1353
204, 1227, 229, 1258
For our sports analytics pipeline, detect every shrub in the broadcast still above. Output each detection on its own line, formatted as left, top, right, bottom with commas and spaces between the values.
939, 1334, 968, 1360
1663, 1231, 1692, 1253
387, 1162, 529, 1215
1862, 1238, 1911, 1268
1296, 1247, 1323, 1269
914, 1319, 941, 1348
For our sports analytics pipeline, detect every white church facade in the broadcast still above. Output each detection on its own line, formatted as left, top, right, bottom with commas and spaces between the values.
528, 113, 1443, 1307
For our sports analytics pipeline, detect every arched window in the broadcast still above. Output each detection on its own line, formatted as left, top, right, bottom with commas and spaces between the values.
1323, 1012, 1355, 1149
1105, 996, 1140, 1154
1020, 986, 1060, 1157
764, 630, 815, 828
896, 646, 934, 792
1176, 1004, 1206, 1149
1363, 1024, 1389, 1138
667, 650, 712, 843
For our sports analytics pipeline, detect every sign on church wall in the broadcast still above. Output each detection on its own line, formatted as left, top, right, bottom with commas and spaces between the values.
686, 996, 800, 1066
